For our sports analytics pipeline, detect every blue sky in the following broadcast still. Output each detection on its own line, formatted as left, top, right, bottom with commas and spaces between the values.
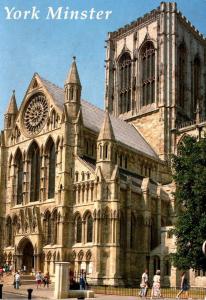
0, 0, 206, 129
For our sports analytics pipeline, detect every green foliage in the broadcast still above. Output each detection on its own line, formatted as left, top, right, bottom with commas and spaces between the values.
171, 135, 206, 270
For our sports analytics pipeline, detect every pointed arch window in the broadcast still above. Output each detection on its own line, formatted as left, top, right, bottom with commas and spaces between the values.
76, 215, 82, 243
12, 216, 18, 245
193, 55, 201, 114
130, 213, 136, 249
141, 41, 155, 106
44, 211, 52, 245
119, 53, 132, 113
15, 150, 23, 205
87, 214, 93, 243
48, 141, 56, 199
6, 216, 12, 247
178, 43, 187, 108
29, 143, 40, 202
52, 210, 58, 244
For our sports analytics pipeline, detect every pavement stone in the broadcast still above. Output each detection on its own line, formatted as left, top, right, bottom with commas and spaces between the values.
1, 277, 205, 300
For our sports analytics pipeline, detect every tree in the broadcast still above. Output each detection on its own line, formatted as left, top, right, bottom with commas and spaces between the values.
171, 135, 206, 270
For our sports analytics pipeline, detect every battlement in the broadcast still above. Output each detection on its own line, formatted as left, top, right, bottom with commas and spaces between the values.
108, 2, 206, 43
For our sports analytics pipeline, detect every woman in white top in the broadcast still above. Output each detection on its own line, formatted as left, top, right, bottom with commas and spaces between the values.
151, 270, 161, 298
15, 272, 21, 289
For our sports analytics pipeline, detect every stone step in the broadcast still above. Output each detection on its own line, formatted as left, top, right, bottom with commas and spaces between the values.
20, 275, 35, 280
21, 279, 36, 285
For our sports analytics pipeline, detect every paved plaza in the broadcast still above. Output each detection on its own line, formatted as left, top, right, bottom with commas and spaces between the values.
2, 282, 139, 300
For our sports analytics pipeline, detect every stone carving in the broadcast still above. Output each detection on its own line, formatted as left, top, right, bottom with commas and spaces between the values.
23, 94, 48, 135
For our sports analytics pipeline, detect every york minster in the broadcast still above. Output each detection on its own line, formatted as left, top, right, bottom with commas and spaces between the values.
0, 2, 206, 287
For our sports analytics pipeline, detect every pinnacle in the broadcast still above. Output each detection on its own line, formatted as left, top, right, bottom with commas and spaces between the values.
6, 90, 18, 114
98, 110, 115, 141
65, 56, 81, 86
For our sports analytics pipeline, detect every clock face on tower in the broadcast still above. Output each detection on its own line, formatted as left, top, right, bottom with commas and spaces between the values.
23, 94, 49, 136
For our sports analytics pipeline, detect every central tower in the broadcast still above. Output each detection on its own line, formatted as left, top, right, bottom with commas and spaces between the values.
105, 2, 206, 160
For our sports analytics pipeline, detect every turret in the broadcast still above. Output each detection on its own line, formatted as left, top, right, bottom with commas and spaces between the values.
64, 56, 82, 119
4, 90, 18, 130
96, 110, 115, 178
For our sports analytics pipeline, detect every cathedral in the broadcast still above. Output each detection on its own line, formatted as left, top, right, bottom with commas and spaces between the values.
0, 2, 206, 287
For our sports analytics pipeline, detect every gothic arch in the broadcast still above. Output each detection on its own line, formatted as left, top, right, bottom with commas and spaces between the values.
51, 209, 58, 244
43, 210, 52, 245
14, 148, 24, 205
74, 213, 82, 243
50, 109, 57, 129
140, 40, 155, 106
118, 51, 132, 114
27, 139, 41, 157
44, 135, 55, 152
45, 136, 56, 199
86, 213, 93, 243
192, 54, 201, 115
82, 210, 92, 221
27, 141, 41, 202
138, 36, 157, 53
177, 41, 187, 109
17, 236, 33, 253
177, 134, 189, 155
101, 207, 110, 244
78, 250, 84, 261
6, 215, 12, 247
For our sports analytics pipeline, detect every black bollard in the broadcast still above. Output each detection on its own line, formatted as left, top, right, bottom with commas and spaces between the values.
0, 284, 3, 299
27, 288, 33, 300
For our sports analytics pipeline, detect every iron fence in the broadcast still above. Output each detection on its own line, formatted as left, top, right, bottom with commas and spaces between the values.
91, 286, 206, 299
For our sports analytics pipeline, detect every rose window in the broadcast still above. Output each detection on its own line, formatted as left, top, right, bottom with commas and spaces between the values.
23, 94, 48, 135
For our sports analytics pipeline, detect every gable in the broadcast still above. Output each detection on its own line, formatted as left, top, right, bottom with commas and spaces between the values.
14, 74, 63, 138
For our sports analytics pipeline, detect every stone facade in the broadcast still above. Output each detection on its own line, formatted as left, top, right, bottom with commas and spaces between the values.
0, 1, 206, 287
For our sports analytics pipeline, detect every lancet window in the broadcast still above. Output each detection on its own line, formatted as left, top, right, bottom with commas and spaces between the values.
141, 41, 155, 106
119, 53, 132, 113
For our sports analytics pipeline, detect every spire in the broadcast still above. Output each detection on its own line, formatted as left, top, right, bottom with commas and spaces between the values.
65, 56, 81, 86
6, 90, 18, 114
98, 110, 115, 141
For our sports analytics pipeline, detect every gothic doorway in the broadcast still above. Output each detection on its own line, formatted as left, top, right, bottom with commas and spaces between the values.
20, 239, 34, 272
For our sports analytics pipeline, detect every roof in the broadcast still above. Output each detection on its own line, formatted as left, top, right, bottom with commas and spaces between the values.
39, 75, 158, 159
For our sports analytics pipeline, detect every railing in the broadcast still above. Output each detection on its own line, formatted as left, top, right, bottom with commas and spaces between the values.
176, 120, 196, 129
91, 286, 206, 299
176, 116, 206, 130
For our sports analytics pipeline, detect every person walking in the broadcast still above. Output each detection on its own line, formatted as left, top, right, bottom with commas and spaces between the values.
43, 272, 50, 288
15, 271, 21, 289
79, 271, 86, 290
151, 270, 161, 298
35, 271, 43, 289
176, 272, 189, 298
139, 269, 149, 297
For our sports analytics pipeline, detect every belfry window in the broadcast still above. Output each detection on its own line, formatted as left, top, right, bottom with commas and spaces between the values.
48, 141, 56, 198
15, 150, 23, 205
29, 142, 40, 202
178, 43, 187, 108
193, 55, 201, 114
119, 53, 132, 113
141, 41, 155, 106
